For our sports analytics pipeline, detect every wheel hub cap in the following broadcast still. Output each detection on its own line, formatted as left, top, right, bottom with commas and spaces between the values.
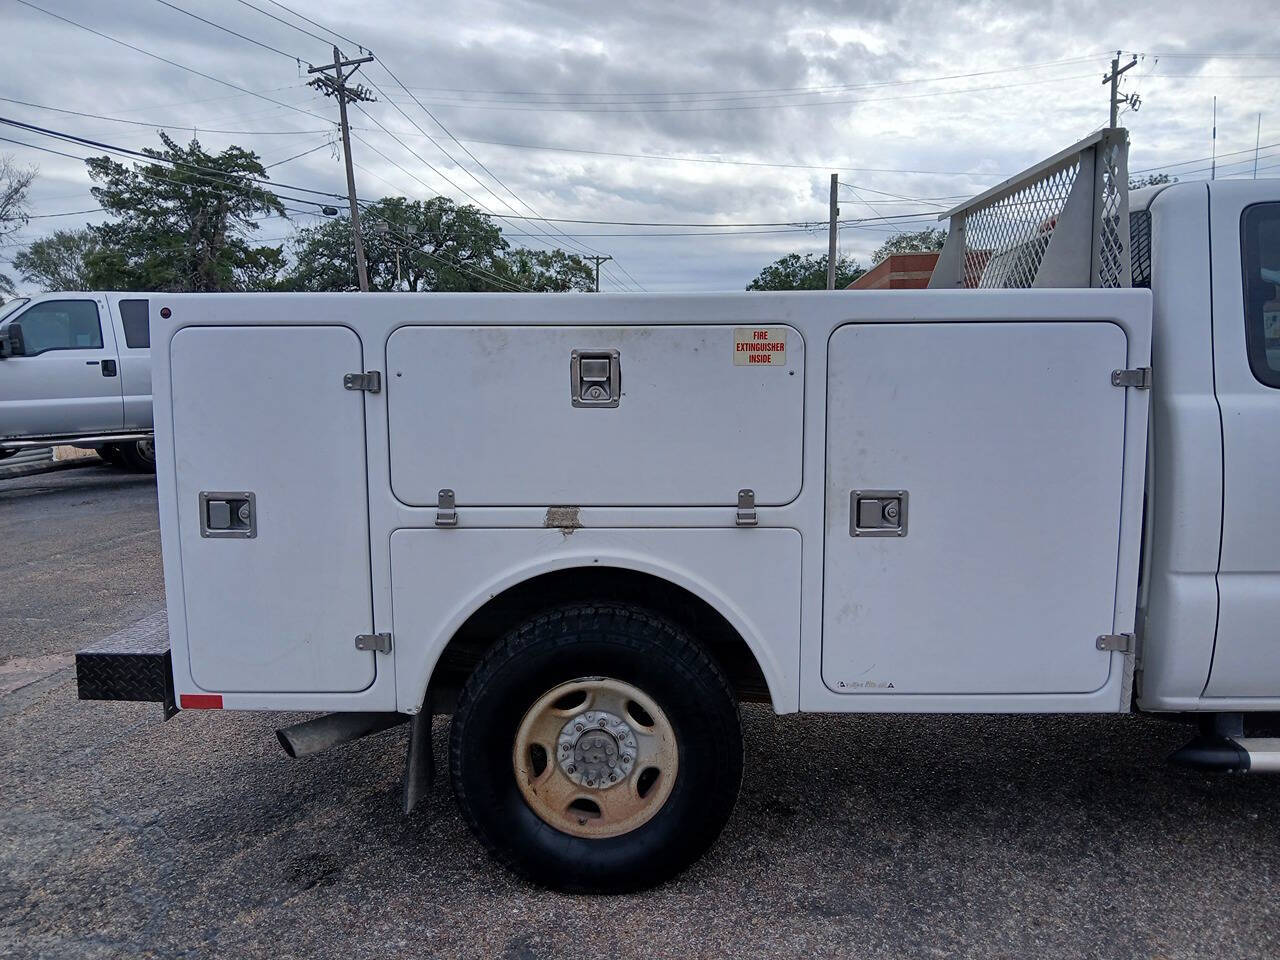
559, 710, 637, 788
512, 677, 679, 839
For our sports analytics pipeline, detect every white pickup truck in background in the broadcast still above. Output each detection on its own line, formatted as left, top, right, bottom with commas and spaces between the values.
71, 129, 1280, 894
0, 292, 155, 471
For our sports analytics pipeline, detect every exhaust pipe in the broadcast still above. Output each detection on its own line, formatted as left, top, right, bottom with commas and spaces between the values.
1170, 735, 1280, 773
276, 711, 407, 758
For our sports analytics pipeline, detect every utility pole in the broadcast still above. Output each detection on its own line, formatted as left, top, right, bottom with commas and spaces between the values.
585, 255, 612, 293
1103, 50, 1139, 129
826, 173, 838, 290
1255, 113, 1262, 179
1211, 96, 1218, 181
309, 46, 376, 292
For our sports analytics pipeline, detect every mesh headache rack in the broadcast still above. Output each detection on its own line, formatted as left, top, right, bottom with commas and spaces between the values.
928, 127, 1131, 290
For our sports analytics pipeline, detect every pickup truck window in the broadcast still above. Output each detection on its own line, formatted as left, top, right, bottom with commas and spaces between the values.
1131, 211, 1152, 289
118, 299, 149, 349
0, 297, 29, 322
1242, 203, 1280, 389
14, 300, 103, 356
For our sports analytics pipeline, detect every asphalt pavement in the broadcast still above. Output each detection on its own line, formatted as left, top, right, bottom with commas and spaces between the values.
2, 465, 1279, 959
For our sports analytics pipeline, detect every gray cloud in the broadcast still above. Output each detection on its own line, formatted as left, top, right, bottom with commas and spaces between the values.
3, 0, 1276, 291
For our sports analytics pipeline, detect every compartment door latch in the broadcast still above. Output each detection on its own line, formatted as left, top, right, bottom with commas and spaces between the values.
435, 488, 458, 527
571, 350, 620, 407
850, 490, 908, 537
1111, 367, 1151, 389
344, 371, 382, 393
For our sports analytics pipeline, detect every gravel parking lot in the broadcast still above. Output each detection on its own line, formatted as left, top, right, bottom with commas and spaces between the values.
3, 466, 1279, 959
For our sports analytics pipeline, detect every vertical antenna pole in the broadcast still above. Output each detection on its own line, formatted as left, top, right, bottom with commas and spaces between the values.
827, 173, 838, 290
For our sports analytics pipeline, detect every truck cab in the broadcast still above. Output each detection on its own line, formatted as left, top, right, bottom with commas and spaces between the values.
0, 292, 155, 469
1138, 180, 1280, 711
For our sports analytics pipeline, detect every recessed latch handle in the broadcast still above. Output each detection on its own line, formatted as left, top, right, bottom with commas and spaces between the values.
571, 350, 620, 407
850, 490, 908, 537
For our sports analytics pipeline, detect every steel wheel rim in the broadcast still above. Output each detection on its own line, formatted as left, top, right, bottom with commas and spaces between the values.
136, 439, 155, 462
513, 676, 678, 839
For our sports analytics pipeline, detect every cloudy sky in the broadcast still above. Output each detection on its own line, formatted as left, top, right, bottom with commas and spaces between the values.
2, 0, 1277, 292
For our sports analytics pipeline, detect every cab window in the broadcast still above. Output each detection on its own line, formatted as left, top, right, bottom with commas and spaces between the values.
1241, 203, 1280, 388
13, 300, 103, 355
117, 299, 150, 349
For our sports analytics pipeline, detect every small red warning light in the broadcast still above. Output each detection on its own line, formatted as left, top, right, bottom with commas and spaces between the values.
160, 307, 172, 319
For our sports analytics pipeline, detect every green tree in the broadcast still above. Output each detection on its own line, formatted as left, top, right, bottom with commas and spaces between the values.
870, 227, 947, 264
285, 195, 595, 292
84, 133, 285, 291
0, 155, 37, 297
500, 248, 595, 292
13, 228, 98, 290
286, 196, 506, 292
746, 252, 865, 291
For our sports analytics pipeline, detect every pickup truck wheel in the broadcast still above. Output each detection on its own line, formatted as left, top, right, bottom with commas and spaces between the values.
450, 603, 743, 893
118, 439, 156, 473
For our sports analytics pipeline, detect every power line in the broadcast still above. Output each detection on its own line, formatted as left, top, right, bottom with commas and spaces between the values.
2, 113, 950, 233
256, 0, 367, 53
13, 0, 332, 125
231, 0, 334, 49
351, 93, 633, 289
0, 126, 339, 215
372, 64, 643, 290
1131, 140, 1280, 174
147, 0, 310, 65
0, 95, 334, 136
264, 140, 333, 168
26, 207, 104, 218
0, 115, 348, 205
375, 71, 1101, 114
394, 55, 1107, 103
435, 135, 1013, 179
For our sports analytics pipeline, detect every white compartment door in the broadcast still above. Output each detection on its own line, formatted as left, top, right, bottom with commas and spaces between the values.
385, 325, 804, 507
823, 322, 1128, 696
170, 325, 375, 693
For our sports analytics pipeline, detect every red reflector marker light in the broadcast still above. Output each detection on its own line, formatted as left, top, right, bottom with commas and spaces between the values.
180, 693, 223, 709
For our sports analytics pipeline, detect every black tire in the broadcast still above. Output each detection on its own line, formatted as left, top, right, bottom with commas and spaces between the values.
118, 439, 156, 473
450, 602, 743, 893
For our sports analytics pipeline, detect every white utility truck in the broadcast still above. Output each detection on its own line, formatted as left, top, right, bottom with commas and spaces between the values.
74, 129, 1280, 892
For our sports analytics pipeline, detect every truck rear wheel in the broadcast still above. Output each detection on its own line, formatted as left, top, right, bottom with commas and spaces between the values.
449, 603, 743, 893
118, 439, 156, 473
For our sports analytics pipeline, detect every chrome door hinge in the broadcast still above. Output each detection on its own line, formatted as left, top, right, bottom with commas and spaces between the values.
344, 371, 382, 393
1111, 367, 1151, 389
355, 632, 392, 653
435, 488, 458, 527
736, 488, 758, 527
1096, 632, 1134, 653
